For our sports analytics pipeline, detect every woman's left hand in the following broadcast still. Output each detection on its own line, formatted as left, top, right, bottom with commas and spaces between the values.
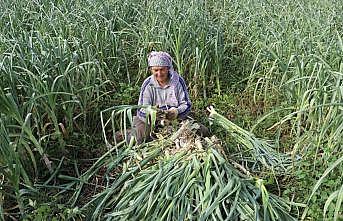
166, 108, 178, 120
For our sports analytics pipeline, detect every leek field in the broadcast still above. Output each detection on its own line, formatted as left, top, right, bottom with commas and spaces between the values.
0, 0, 342, 220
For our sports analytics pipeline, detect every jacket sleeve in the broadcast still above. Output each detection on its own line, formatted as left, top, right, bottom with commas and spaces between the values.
137, 78, 152, 119
176, 77, 191, 119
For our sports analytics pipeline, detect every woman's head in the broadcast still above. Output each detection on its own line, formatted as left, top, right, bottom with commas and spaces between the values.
148, 51, 173, 84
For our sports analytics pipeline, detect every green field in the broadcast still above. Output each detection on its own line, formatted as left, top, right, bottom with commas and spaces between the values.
1, 0, 342, 220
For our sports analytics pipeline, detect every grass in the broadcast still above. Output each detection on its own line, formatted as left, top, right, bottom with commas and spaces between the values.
0, 0, 342, 220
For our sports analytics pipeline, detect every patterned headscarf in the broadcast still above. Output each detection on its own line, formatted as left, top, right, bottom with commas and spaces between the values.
148, 51, 173, 70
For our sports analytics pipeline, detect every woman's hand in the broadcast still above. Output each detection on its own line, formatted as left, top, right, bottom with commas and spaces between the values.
166, 108, 178, 120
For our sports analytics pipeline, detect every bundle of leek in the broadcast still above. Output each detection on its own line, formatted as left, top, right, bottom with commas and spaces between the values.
78, 111, 296, 220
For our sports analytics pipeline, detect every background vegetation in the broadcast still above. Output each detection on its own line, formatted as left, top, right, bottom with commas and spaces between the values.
0, 0, 342, 220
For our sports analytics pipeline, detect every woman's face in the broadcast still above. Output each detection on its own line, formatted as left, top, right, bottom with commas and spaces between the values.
150, 66, 169, 83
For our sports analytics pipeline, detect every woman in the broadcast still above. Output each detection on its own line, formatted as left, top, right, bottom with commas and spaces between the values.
133, 51, 192, 144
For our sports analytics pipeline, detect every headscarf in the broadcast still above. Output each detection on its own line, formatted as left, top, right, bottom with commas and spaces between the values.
148, 51, 173, 69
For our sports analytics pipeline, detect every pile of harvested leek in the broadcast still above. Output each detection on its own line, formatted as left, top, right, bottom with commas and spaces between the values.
70, 106, 296, 220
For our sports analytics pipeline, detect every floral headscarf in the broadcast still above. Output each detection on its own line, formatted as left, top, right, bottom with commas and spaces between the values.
148, 51, 173, 69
